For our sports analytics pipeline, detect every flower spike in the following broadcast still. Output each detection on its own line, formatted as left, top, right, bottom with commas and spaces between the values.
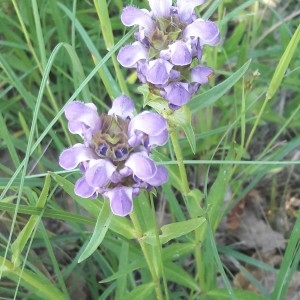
118, 0, 221, 109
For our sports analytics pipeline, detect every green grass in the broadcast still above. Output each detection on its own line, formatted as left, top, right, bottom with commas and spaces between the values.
0, 0, 300, 299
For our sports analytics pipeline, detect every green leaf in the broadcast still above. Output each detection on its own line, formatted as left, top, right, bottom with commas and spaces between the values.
93, 0, 114, 50
0, 112, 20, 168
220, 0, 258, 26
206, 219, 237, 298
207, 149, 235, 231
142, 218, 206, 245
115, 241, 129, 299
32, 0, 47, 70
160, 218, 206, 244
0, 256, 65, 300
203, 289, 266, 300
122, 283, 155, 300
132, 192, 156, 233
99, 259, 147, 283
162, 242, 195, 261
110, 216, 136, 240
78, 200, 112, 263
165, 262, 200, 292
93, 0, 129, 95
0, 202, 95, 226
272, 212, 300, 300
185, 189, 205, 218
188, 59, 251, 112
58, 2, 122, 99
202, 0, 221, 19
50, 172, 100, 217
266, 24, 300, 100
11, 174, 51, 267
50, 173, 136, 239
161, 184, 186, 221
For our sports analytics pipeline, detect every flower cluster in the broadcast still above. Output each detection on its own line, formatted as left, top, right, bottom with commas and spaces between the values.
59, 95, 168, 216
117, 0, 221, 110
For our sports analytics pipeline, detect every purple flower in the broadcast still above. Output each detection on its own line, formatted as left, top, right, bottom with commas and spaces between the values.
169, 41, 192, 66
108, 94, 134, 118
128, 111, 168, 148
117, 42, 148, 68
59, 96, 169, 217
146, 59, 173, 85
125, 152, 169, 186
183, 20, 221, 46
148, 0, 172, 18
190, 65, 214, 84
121, 6, 155, 37
117, 0, 221, 109
59, 144, 98, 170
163, 82, 191, 109
106, 186, 133, 217
177, 0, 206, 23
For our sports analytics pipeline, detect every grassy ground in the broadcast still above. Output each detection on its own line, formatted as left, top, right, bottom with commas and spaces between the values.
0, 0, 300, 299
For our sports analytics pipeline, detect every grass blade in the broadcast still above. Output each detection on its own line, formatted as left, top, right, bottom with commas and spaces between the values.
272, 213, 300, 300
0, 256, 65, 300
266, 24, 300, 100
78, 200, 112, 263
11, 175, 51, 267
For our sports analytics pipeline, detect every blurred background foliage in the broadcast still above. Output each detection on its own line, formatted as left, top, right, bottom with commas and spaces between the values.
0, 0, 299, 299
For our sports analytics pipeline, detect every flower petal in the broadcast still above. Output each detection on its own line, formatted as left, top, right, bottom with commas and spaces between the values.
188, 82, 201, 95
59, 144, 97, 170
169, 69, 181, 81
121, 6, 155, 36
146, 59, 173, 85
125, 152, 157, 181
190, 37, 203, 61
183, 19, 221, 46
164, 82, 191, 107
191, 65, 213, 84
147, 128, 169, 147
85, 159, 116, 188
177, 0, 205, 23
74, 177, 97, 198
160, 49, 171, 61
128, 111, 168, 147
108, 95, 135, 119
136, 61, 148, 83
64, 101, 101, 134
107, 186, 133, 216
146, 165, 168, 186
117, 42, 148, 68
169, 41, 192, 66
149, 0, 172, 18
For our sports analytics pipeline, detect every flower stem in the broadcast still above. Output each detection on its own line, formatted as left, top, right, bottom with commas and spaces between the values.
194, 224, 203, 289
149, 194, 170, 300
169, 128, 190, 195
130, 211, 163, 300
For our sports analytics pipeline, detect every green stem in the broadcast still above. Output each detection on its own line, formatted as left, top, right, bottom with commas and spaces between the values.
169, 128, 190, 195
149, 194, 169, 300
170, 128, 205, 291
194, 224, 203, 289
130, 211, 163, 300
111, 54, 130, 95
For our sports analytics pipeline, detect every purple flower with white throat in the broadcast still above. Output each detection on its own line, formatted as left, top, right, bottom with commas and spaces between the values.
117, 0, 221, 109
59, 95, 168, 217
